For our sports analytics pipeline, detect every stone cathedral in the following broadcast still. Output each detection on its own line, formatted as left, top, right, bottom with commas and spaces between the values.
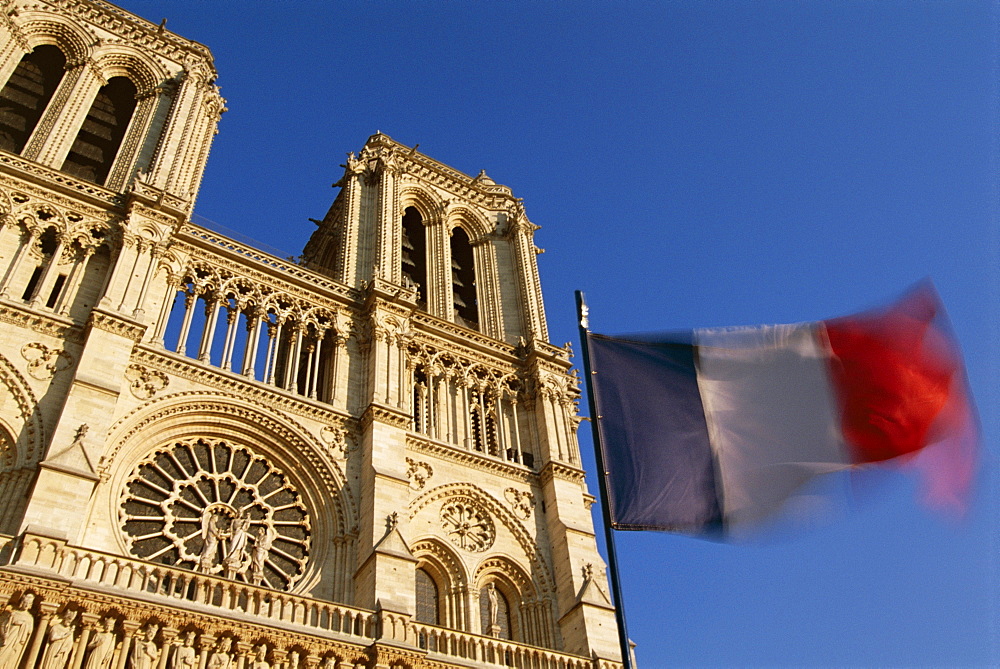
0, 1, 623, 668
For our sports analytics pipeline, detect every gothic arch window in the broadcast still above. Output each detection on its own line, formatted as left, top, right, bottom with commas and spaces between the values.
119, 437, 311, 591
450, 227, 477, 330
0, 45, 66, 154
401, 207, 427, 306
414, 568, 439, 625
61, 76, 137, 185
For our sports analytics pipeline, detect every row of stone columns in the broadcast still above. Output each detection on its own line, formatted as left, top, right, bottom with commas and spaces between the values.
168, 287, 343, 403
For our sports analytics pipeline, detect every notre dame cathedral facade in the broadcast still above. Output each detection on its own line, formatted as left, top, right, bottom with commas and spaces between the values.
0, 1, 623, 667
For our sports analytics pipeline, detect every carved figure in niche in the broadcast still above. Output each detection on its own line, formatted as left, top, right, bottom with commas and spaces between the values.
169, 630, 197, 669
0, 592, 35, 668
223, 510, 251, 576
249, 526, 273, 586
199, 510, 224, 572
251, 643, 269, 669
320, 657, 336, 669
207, 637, 234, 669
39, 608, 77, 669
83, 617, 116, 669
287, 650, 300, 669
486, 583, 499, 629
130, 623, 159, 669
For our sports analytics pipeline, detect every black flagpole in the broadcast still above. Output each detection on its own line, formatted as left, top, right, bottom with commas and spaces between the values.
575, 290, 633, 669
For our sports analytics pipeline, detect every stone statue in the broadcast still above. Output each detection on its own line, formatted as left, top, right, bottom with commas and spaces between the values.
83, 617, 116, 669
130, 623, 159, 669
251, 643, 269, 669
223, 510, 251, 575
170, 630, 197, 669
207, 637, 234, 669
199, 510, 223, 572
0, 592, 35, 668
39, 608, 78, 669
249, 526, 273, 586
487, 582, 499, 628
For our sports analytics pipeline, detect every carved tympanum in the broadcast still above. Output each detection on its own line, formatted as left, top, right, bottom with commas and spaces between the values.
120, 437, 310, 590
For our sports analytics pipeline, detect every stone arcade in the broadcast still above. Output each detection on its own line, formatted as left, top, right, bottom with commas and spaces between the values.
0, 1, 623, 667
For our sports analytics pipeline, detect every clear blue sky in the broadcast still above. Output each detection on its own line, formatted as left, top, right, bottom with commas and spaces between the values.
125, 1, 997, 665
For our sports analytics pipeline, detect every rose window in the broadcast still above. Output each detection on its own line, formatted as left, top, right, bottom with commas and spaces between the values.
120, 437, 310, 591
440, 501, 494, 552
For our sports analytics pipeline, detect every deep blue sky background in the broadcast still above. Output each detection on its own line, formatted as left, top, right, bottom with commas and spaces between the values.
124, 1, 997, 666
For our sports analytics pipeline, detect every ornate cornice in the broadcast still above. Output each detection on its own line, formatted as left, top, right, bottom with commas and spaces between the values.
359, 403, 411, 431
537, 461, 587, 486
131, 345, 354, 428
0, 300, 82, 343
87, 309, 146, 342
406, 435, 533, 485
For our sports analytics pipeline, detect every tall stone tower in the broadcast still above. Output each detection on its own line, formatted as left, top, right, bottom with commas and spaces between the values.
0, 2, 622, 668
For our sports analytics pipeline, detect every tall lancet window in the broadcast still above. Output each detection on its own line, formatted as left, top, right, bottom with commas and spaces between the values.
415, 568, 440, 625
61, 76, 137, 185
401, 207, 427, 306
0, 45, 66, 154
450, 227, 477, 330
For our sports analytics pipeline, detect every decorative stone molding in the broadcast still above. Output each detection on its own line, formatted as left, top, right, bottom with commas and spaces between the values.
124, 363, 169, 398
88, 310, 147, 342
440, 501, 494, 553
20, 342, 73, 379
405, 458, 433, 491
407, 435, 532, 484
504, 488, 535, 520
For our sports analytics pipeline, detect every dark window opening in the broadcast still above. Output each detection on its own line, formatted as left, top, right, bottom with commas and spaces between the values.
20, 266, 42, 302
0, 46, 66, 154
401, 207, 427, 305
450, 228, 478, 330
415, 568, 439, 625
61, 76, 137, 185
45, 273, 66, 308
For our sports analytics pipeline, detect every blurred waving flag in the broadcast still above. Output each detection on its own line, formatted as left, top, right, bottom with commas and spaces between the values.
585, 282, 979, 536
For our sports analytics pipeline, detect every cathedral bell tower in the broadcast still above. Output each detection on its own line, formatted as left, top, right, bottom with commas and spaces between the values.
302, 133, 622, 661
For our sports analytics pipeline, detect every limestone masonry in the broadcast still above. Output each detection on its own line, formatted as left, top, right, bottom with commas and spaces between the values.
0, 1, 623, 667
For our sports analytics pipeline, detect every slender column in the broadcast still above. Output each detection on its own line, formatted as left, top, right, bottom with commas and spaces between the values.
242, 310, 263, 377
176, 290, 197, 355
495, 395, 507, 460
156, 628, 176, 669
132, 244, 163, 319
220, 304, 240, 370
265, 321, 282, 385
0, 225, 39, 298
117, 240, 145, 311
309, 333, 324, 399
511, 398, 523, 465
461, 383, 472, 449
28, 233, 66, 307
328, 333, 346, 405
197, 293, 222, 363
55, 245, 94, 315
151, 276, 182, 345
24, 612, 53, 669
285, 324, 303, 391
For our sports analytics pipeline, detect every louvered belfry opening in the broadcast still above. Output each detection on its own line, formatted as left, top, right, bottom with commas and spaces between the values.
0, 45, 66, 154
401, 206, 427, 306
61, 76, 137, 185
450, 227, 477, 330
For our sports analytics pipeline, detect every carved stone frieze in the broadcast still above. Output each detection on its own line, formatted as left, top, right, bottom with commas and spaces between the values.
88, 310, 146, 342
406, 435, 532, 484
124, 363, 169, 399
20, 342, 73, 380
0, 301, 82, 342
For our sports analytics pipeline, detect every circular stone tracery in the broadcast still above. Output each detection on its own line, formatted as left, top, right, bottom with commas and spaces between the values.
440, 501, 494, 552
120, 437, 310, 591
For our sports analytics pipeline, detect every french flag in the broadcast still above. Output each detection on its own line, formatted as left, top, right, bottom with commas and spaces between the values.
586, 283, 979, 535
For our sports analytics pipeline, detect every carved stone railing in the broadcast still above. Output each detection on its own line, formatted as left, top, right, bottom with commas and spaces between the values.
406, 620, 597, 669
7, 532, 374, 642
4, 533, 615, 668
